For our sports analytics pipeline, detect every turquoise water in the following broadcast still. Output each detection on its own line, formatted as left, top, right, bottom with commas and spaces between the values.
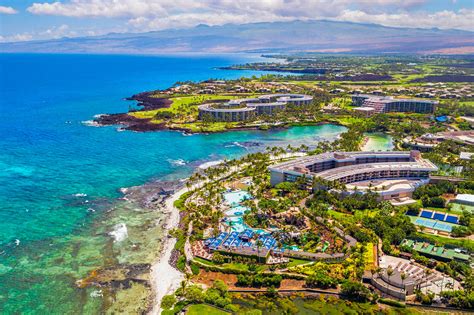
224, 206, 250, 217
0, 53, 347, 313
362, 132, 394, 151
223, 191, 253, 232
223, 190, 252, 206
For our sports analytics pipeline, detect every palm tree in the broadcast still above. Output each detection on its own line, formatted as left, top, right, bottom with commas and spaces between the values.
400, 272, 407, 291
256, 239, 264, 264
386, 266, 394, 294
423, 269, 432, 294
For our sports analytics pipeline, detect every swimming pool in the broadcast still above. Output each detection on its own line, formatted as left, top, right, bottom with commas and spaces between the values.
226, 217, 248, 232
223, 190, 251, 206
225, 205, 250, 217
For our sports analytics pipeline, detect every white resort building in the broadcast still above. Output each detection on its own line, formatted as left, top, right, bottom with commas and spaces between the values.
351, 94, 437, 116
269, 151, 438, 200
198, 94, 313, 122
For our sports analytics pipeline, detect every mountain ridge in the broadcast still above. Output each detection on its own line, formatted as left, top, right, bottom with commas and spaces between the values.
1, 19, 473, 54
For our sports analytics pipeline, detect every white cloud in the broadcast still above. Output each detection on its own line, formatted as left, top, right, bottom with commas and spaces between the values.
19, 0, 474, 39
0, 5, 18, 14
0, 24, 79, 42
338, 8, 474, 31
27, 0, 201, 17
26, 0, 430, 18
0, 33, 33, 42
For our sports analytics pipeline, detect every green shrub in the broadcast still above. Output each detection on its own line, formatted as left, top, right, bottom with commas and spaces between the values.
341, 281, 371, 302
176, 255, 186, 272
161, 294, 177, 310
236, 274, 282, 288
305, 271, 338, 289
378, 298, 405, 308
174, 191, 192, 210
224, 304, 239, 312
190, 262, 200, 275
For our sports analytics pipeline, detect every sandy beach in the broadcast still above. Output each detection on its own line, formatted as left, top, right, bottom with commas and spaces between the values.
148, 153, 305, 314
150, 186, 188, 314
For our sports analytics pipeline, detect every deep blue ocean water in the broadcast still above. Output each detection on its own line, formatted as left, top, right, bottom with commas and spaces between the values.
0, 53, 346, 313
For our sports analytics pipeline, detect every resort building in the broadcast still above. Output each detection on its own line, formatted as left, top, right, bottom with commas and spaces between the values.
351, 94, 437, 116
198, 94, 313, 122
403, 131, 474, 152
269, 151, 438, 200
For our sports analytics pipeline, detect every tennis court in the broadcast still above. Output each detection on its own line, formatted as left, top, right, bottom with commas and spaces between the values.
413, 217, 454, 232
420, 210, 433, 218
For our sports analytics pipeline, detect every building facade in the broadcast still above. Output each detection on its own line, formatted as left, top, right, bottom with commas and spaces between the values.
198, 94, 313, 122
269, 151, 438, 199
351, 94, 437, 116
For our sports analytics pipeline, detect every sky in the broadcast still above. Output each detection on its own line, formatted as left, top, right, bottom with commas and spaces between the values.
0, 0, 473, 42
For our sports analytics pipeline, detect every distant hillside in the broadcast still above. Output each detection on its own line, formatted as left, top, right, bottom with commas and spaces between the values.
1, 20, 473, 54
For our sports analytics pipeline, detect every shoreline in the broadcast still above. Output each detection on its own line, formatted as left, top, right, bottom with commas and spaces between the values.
94, 114, 340, 134
149, 185, 188, 314
360, 135, 370, 150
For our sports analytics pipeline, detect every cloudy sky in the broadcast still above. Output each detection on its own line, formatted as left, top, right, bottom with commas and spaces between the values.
0, 0, 473, 42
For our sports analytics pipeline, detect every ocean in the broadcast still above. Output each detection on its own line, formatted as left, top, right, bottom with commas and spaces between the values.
0, 53, 347, 313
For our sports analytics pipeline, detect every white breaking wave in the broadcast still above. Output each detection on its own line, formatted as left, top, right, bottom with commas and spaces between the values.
74, 193, 87, 197
109, 223, 128, 242
198, 160, 224, 169
81, 120, 101, 127
167, 158, 187, 166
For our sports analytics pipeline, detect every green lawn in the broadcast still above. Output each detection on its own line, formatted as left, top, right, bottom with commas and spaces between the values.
179, 121, 239, 133
328, 209, 352, 219
287, 258, 312, 268
193, 257, 217, 266
187, 304, 229, 315
193, 257, 267, 272
129, 94, 241, 120
450, 203, 474, 214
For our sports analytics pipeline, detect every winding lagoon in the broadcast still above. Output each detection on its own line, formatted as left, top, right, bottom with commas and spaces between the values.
0, 54, 347, 313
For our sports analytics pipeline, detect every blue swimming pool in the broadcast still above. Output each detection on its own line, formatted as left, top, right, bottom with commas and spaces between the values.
224, 216, 248, 232
223, 190, 251, 206
225, 205, 250, 217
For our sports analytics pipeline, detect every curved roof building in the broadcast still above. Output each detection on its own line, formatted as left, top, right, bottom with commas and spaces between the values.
269, 151, 438, 200
198, 94, 313, 122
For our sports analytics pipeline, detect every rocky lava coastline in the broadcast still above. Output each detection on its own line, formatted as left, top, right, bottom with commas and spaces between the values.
95, 91, 171, 132
75, 179, 184, 313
